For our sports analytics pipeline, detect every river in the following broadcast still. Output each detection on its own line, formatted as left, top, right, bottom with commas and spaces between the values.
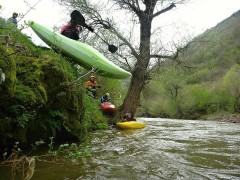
1, 118, 240, 179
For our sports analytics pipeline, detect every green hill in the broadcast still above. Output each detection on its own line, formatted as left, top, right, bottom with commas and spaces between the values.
184, 10, 240, 83
139, 10, 240, 119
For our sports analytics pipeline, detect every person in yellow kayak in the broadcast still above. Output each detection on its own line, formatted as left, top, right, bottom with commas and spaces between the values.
122, 113, 136, 122
85, 75, 100, 98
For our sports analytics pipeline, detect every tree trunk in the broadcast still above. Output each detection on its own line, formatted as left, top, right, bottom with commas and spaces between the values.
119, 63, 147, 117
120, 16, 152, 117
234, 95, 240, 113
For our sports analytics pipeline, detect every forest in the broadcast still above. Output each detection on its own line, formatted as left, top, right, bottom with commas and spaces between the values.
139, 10, 240, 120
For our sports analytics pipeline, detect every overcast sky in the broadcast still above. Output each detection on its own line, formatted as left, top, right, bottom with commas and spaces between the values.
0, 0, 240, 46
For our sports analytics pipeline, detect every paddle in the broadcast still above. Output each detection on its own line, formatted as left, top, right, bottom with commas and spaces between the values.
71, 10, 118, 53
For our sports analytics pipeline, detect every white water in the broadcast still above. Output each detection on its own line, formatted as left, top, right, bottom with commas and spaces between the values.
1, 118, 240, 180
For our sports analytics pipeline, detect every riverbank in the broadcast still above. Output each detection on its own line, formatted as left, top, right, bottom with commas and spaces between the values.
137, 111, 240, 123
203, 113, 240, 123
0, 18, 122, 149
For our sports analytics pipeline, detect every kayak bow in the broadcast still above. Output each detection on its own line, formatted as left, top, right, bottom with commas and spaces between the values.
116, 121, 146, 130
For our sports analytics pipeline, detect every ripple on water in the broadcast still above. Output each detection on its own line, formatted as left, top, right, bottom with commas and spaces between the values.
2, 118, 239, 179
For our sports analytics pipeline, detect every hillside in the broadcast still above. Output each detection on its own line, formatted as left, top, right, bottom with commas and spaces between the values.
139, 10, 240, 119
183, 10, 240, 83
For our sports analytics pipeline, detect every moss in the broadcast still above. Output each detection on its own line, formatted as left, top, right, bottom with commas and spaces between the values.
37, 84, 48, 103
0, 47, 17, 97
15, 84, 37, 105
81, 95, 108, 132
0, 17, 118, 149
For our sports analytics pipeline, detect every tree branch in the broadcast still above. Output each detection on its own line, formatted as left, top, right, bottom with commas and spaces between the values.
150, 39, 193, 60
135, 0, 141, 10
112, 53, 133, 71
109, 27, 139, 59
151, 3, 176, 18
114, 0, 141, 14
150, 54, 172, 59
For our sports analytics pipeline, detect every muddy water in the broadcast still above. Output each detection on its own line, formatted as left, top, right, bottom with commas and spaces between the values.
2, 118, 240, 179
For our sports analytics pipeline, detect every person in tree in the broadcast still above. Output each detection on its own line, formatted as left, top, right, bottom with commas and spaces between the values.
100, 93, 110, 104
85, 75, 100, 98
61, 20, 83, 40
7, 12, 18, 25
122, 113, 136, 122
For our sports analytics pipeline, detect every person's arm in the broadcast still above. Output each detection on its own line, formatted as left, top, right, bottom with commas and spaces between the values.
85, 81, 92, 90
100, 97, 104, 103
92, 80, 101, 88
61, 24, 69, 33
72, 32, 79, 40
85, 81, 90, 88
131, 114, 136, 121
7, 17, 13, 23
71, 27, 80, 40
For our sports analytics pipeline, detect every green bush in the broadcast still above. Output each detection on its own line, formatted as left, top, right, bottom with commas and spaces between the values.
223, 64, 240, 112
81, 94, 108, 134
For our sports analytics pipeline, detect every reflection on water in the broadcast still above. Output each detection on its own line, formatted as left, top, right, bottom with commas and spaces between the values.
1, 118, 240, 179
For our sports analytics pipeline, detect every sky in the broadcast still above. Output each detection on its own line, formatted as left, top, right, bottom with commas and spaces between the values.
0, 0, 240, 46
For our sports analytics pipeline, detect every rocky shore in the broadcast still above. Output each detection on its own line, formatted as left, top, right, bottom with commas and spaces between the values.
205, 114, 240, 123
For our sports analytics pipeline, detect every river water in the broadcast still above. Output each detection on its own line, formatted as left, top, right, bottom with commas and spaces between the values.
2, 118, 240, 179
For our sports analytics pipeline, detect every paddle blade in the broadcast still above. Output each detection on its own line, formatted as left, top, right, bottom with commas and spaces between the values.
108, 45, 118, 53
71, 10, 85, 25
70, 10, 94, 32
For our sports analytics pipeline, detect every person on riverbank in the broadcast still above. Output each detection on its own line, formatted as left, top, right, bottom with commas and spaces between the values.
100, 93, 111, 104
122, 113, 136, 122
85, 75, 100, 98
7, 12, 18, 25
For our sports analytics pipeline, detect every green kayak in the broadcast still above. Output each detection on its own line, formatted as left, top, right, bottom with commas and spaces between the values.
28, 21, 131, 79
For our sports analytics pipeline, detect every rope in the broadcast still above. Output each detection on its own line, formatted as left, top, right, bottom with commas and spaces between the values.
66, 67, 98, 86
17, 0, 43, 23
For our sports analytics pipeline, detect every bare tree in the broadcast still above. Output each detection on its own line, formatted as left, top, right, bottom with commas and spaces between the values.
55, 0, 190, 117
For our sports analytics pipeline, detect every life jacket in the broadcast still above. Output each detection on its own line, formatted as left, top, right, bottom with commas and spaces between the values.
101, 96, 110, 103
85, 80, 98, 89
61, 22, 82, 40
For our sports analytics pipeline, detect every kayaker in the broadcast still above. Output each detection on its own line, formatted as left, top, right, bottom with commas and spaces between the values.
101, 93, 111, 104
85, 75, 100, 98
7, 12, 18, 25
61, 20, 83, 40
122, 113, 136, 122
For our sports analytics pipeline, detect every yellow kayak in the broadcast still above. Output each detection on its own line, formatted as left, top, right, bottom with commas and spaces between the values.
116, 121, 146, 130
